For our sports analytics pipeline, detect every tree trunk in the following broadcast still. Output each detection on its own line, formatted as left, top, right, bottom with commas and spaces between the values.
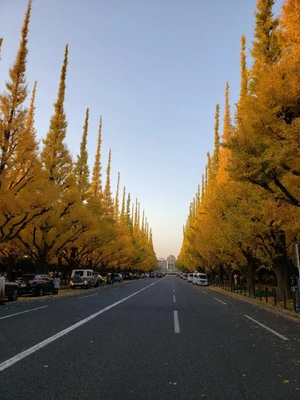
245, 252, 256, 296
272, 231, 291, 301
36, 256, 48, 274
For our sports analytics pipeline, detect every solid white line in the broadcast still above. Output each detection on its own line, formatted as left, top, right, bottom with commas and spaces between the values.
78, 293, 98, 300
244, 315, 289, 341
173, 295, 176, 303
202, 291, 208, 294
0, 305, 48, 320
174, 310, 180, 333
0, 279, 162, 372
214, 297, 227, 305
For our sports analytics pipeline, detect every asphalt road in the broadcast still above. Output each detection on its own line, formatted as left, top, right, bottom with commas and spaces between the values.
0, 276, 300, 400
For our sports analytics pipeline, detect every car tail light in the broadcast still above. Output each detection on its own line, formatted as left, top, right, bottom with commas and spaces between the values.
29, 280, 38, 284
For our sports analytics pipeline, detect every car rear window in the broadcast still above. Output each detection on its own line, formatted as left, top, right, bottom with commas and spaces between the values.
73, 271, 84, 276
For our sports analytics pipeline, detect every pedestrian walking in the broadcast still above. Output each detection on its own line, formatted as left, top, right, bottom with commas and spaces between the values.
0, 271, 7, 305
53, 273, 61, 294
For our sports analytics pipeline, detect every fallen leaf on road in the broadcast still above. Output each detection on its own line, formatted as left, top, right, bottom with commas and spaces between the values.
283, 380, 289, 384
44, 365, 48, 368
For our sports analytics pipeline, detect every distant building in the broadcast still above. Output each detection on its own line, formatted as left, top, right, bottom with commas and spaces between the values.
166, 255, 176, 270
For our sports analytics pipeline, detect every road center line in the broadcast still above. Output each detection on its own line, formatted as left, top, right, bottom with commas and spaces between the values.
0, 305, 48, 320
78, 293, 98, 300
244, 315, 289, 341
214, 298, 227, 305
173, 289, 175, 293
174, 310, 180, 333
173, 295, 176, 303
0, 279, 162, 372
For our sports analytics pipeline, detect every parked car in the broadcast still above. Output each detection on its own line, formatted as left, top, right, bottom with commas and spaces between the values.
69, 269, 98, 289
111, 273, 123, 283
156, 272, 163, 278
4, 280, 19, 301
123, 273, 133, 280
16, 274, 54, 296
196, 273, 209, 286
149, 272, 155, 278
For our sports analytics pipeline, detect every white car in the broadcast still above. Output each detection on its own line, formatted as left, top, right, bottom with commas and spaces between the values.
196, 273, 209, 286
69, 269, 98, 289
187, 273, 194, 283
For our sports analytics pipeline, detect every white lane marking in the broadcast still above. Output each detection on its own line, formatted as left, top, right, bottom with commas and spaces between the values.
0, 279, 162, 372
173, 289, 175, 293
78, 293, 98, 300
174, 310, 180, 333
214, 298, 227, 305
173, 295, 176, 303
244, 315, 289, 341
202, 290, 208, 294
0, 305, 48, 321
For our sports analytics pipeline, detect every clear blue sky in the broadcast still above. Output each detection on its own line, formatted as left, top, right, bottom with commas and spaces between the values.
0, 0, 283, 259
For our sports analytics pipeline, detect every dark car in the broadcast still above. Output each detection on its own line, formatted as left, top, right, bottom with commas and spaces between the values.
149, 272, 155, 278
16, 274, 54, 296
4, 280, 19, 301
111, 273, 123, 283
156, 272, 163, 278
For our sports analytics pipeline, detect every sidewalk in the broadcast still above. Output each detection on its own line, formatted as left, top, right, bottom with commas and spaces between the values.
209, 285, 300, 323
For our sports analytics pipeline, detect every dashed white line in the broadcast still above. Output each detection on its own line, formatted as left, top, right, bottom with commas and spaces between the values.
0, 279, 162, 372
214, 298, 227, 305
174, 310, 180, 333
202, 290, 208, 294
244, 315, 289, 341
173, 289, 175, 293
0, 305, 48, 320
173, 295, 176, 303
78, 293, 98, 300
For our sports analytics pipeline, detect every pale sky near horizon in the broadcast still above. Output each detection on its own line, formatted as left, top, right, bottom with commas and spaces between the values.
0, 0, 283, 259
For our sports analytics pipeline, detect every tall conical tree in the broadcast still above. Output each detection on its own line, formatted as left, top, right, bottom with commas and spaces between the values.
0, 38, 3, 61
13, 80, 42, 185
126, 193, 132, 228
211, 104, 220, 180
141, 210, 145, 232
41, 44, 73, 185
201, 174, 205, 203
103, 149, 113, 215
89, 116, 103, 197
114, 172, 120, 220
250, 0, 280, 88
0, 0, 31, 182
206, 152, 212, 184
240, 35, 248, 101
75, 108, 90, 201
121, 186, 126, 217
0, 0, 50, 246
218, 82, 232, 182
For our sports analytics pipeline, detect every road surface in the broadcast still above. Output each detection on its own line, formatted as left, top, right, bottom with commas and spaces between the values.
0, 276, 300, 399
